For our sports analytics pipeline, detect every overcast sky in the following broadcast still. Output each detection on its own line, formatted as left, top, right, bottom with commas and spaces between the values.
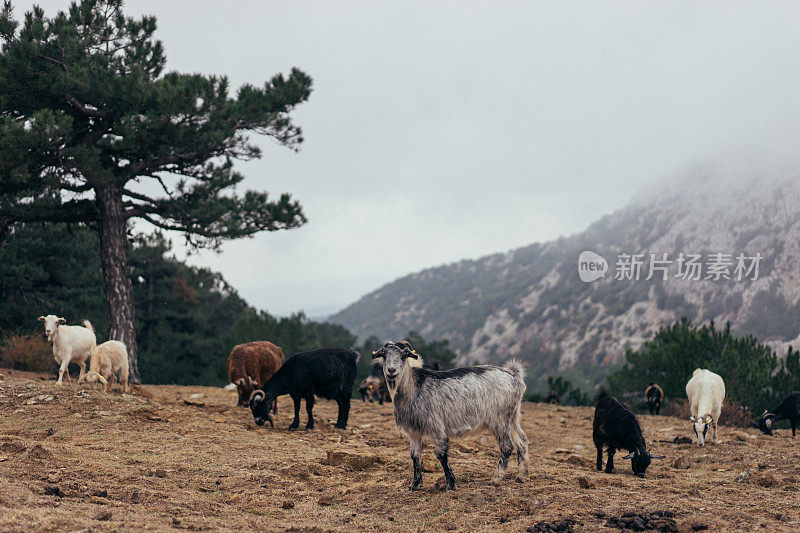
30, 1, 800, 316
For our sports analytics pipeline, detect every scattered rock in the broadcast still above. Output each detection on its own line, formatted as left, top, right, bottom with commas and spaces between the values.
281, 500, 294, 509
93, 489, 108, 497
691, 523, 709, 531
577, 475, 594, 489
318, 495, 334, 506
183, 399, 205, 407
564, 454, 587, 467
753, 470, 781, 488
154, 469, 167, 478
27, 444, 52, 460
605, 510, 678, 532
734, 471, 750, 483
1, 440, 26, 454
673, 436, 693, 445
472, 494, 486, 505
422, 461, 442, 473
95, 510, 112, 521
434, 476, 450, 490
672, 453, 692, 469
322, 450, 381, 470
526, 517, 579, 532
44, 485, 64, 497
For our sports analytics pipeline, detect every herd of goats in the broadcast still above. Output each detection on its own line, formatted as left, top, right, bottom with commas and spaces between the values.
34, 313, 800, 491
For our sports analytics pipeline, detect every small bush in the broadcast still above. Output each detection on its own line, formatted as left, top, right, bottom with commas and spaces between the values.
719, 400, 753, 428
0, 333, 53, 372
660, 399, 689, 419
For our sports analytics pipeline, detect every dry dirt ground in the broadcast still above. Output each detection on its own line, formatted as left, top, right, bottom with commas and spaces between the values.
1, 368, 799, 532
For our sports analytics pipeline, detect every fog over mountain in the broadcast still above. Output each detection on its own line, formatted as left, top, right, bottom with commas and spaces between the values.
330, 160, 800, 384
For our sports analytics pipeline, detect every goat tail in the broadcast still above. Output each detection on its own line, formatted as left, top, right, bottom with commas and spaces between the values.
82, 320, 94, 332
502, 359, 526, 382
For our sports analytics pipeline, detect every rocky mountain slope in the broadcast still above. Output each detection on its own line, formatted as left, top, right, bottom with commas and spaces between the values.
330, 164, 800, 384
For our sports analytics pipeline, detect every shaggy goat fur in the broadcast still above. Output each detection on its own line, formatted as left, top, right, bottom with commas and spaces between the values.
686, 368, 725, 446
758, 391, 800, 437
227, 341, 284, 408
249, 348, 357, 430
593, 391, 663, 477
645, 383, 663, 415
371, 341, 528, 491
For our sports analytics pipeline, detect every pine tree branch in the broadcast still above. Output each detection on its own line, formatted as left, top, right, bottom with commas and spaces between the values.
0, 199, 99, 224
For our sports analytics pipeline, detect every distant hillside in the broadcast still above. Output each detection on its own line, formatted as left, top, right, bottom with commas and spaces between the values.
329, 164, 800, 387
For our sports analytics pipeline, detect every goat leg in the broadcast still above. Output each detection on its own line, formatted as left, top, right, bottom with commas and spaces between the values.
434, 438, 455, 490
410, 439, 423, 491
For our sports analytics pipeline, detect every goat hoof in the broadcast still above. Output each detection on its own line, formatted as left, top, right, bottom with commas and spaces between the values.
334, 424, 346, 430
288, 425, 299, 431
305, 425, 314, 430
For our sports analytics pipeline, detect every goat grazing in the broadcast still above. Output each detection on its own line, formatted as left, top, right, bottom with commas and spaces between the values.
371, 341, 528, 491
686, 368, 725, 446
79, 340, 129, 393
358, 362, 390, 404
249, 348, 357, 430
593, 391, 664, 477
227, 341, 285, 408
38, 315, 96, 386
758, 392, 800, 437
645, 383, 663, 415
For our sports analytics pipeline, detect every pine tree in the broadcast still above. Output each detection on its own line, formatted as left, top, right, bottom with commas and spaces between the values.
0, 1, 312, 381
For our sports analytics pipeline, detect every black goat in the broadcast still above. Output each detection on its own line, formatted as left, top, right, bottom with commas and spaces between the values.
545, 390, 560, 404
593, 391, 664, 477
758, 392, 800, 436
249, 348, 358, 430
645, 383, 663, 415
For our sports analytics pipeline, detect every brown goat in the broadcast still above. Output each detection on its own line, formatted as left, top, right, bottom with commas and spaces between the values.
227, 341, 284, 409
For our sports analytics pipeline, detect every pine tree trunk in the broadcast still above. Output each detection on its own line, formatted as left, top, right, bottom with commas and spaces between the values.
96, 185, 141, 384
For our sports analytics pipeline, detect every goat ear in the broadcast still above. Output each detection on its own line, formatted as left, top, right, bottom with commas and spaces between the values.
38, 316, 46, 322
705, 415, 712, 424
370, 349, 386, 359
57, 317, 66, 324
689, 416, 696, 422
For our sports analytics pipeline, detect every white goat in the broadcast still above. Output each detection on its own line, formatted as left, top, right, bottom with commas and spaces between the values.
685, 368, 725, 446
79, 340, 129, 393
38, 315, 96, 386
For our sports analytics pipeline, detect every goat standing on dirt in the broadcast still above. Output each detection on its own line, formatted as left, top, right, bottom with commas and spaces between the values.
79, 340, 129, 393
593, 391, 664, 477
249, 348, 357, 429
227, 341, 284, 408
371, 341, 529, 491
757, 392, 800, 437
38, 315, 96, 386
686, 368, 725, 446
645, 383, 663, 415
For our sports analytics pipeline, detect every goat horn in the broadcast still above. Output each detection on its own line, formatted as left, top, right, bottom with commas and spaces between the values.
621, 453, 634, 459
648, 453, 666, 459
250, 390, 265, 402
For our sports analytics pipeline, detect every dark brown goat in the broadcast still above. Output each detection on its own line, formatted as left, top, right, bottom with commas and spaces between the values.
227, 341, 285, 409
